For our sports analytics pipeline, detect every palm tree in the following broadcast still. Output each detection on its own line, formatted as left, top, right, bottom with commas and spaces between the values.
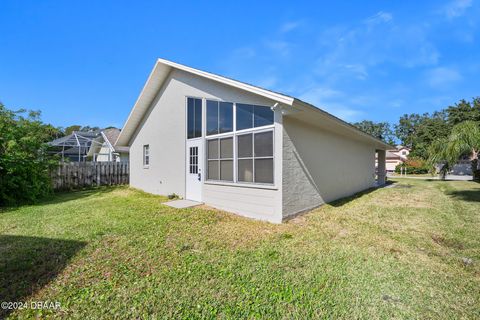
427, 138, 450, 180
429, 121, 480, 181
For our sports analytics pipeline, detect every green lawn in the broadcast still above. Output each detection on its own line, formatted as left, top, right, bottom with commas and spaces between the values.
1, 179, 479, 319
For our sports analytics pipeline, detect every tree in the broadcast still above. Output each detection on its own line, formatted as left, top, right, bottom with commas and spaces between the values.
0, 103, 61, 205
395, 111, 451, 159
428, 121, 480, 181
446, 98, 480, 126
352, 120, 395, 145
64, 125, 82, 135
63, 125, 100, 135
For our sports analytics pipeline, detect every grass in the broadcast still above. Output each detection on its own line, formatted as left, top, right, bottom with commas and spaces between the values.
0, 179, 479, 319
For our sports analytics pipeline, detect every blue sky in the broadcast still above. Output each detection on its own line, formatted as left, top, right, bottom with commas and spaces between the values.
1, 0, 479, 128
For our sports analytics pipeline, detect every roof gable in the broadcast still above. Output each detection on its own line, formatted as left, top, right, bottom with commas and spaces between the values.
116, 58, 392, 150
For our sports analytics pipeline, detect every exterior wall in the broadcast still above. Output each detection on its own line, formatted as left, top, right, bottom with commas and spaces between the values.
129, 69, 283, 222
282, 117, 376, 219
95, 144, 113, 162
386, 159, 401, 172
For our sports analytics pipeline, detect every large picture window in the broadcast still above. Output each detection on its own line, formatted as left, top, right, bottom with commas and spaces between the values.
204, 99, 275, 185
207, 137, 233, 181
206, 100, 233, 135
187, 97, 202, 139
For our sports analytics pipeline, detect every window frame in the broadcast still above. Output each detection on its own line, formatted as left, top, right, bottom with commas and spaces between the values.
206, 126, 275, 186
206, 135, 235, 182
143, 144, 150, 168
186, 97, 203, 140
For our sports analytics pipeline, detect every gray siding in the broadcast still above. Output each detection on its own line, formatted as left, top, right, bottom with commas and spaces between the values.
282, 117, 376, 219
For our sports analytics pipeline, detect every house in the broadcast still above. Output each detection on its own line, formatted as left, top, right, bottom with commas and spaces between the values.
87, 128, 129, 162
48, 131, 100, 162
116, 59, 391, 223
376, 145, 410, 172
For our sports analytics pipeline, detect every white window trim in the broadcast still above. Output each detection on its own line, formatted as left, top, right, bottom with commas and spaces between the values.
206, 128, 275, 186
143, 144, 150, 169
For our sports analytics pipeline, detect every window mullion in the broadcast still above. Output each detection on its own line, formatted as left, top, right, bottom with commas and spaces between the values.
252, 132, 255, 183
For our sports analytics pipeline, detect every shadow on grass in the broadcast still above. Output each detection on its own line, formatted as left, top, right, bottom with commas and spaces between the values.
447, 190, 480, 203
0, 235, 86, 319
0, 186, 122, 214
330, 180, 397, 207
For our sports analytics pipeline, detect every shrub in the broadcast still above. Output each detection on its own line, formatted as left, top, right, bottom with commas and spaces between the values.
395, 157, 429, 174
0, 104, 60, 206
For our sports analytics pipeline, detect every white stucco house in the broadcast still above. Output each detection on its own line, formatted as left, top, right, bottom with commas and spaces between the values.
375, 145, 410, 172
116, 59, 391, 223
88, 128, 129, 162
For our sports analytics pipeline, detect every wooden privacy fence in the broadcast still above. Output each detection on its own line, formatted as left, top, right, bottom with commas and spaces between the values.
51, 162, 129, 190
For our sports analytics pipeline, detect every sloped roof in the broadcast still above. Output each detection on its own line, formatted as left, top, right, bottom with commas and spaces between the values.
102, 128, 121, 146
116, 58, 392, 150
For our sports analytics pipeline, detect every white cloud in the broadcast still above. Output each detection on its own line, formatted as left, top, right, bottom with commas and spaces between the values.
364, 11, 393, 25
442, 0, 473, 19
298, 86, 363, 121
265, 40, 292, 57
280, 21, 301, 33
426, 67, 462, 87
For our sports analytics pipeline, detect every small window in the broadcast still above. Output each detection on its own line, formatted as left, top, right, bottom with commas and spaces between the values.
143, 145, 150, 167
207, 137, 233, 181
237, 131, 274, 184
187, 97, 202, 139
236, 104, 273, 131
206, 100, 233, 135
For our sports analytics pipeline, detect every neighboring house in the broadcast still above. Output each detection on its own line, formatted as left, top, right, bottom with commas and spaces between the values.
48, 131, 100, 162
116, 59, 391, 223
375, 145, 410, 172
87, 128, 129, 162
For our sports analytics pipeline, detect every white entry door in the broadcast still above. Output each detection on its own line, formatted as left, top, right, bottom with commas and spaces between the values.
185, 139, 203, 201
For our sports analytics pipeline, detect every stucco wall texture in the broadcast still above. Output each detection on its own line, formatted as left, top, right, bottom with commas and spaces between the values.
282, 117, 376, 219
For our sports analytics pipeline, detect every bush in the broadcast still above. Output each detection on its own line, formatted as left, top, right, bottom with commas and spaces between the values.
395, 157, 429, 174
0, 104, 60, 206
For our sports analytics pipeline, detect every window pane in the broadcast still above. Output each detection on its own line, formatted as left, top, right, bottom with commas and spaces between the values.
208, 160, 219, 180
194, 98, 202, 137
220, 137, 233, 159
206, 100, 218, 136
254, 105, 274, 127
219, 102, 233, 133
187, 98, 194, 139
236, 103, 253, 130
207, 139, 218, 159
254, 131, 273, 157
238, 159, 253, 182
255, 159, 273, 183
237, 134, 252, 158
220, 160, 233, 181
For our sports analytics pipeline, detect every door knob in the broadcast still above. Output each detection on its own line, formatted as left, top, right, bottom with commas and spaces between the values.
198, 173, 201, 181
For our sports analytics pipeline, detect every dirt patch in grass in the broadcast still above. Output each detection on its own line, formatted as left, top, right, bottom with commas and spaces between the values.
431, 234, 465, 250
